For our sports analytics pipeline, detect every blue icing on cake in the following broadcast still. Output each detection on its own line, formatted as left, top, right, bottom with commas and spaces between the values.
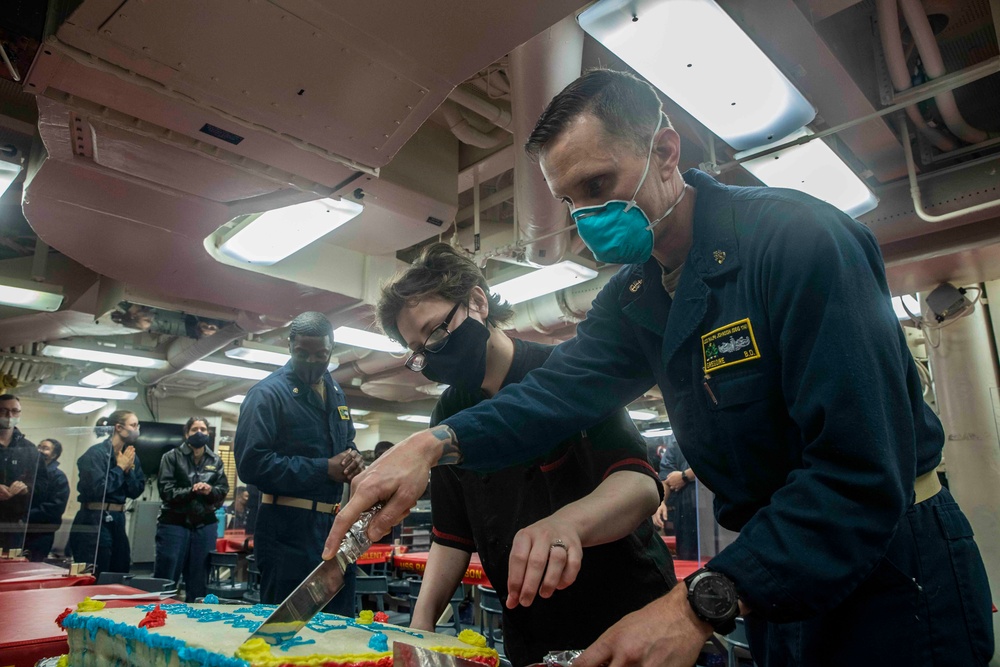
368, 632, 389, 652
279, 636, 317, 652
61, 612, 250, 667
204, 594, 221, 604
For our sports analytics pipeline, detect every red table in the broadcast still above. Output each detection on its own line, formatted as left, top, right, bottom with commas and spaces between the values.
357, 544, 408, 565
216, 530, 254, 553
394, 551, 492, 586
672, 559, 705, 580
660, 534, 677, 553
0, 584, 178, 667
0, 561, 67, 580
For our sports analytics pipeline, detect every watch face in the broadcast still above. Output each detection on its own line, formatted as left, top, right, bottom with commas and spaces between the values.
694, 576, 738, 618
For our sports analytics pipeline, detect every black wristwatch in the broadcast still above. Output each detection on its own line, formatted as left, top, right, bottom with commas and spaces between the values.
684, 568, 739, 635
681, 470, 691, 483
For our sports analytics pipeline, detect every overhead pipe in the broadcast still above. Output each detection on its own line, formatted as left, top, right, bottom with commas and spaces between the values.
442, 101, 508, 149
876, 0, 955, 152
456, 185, 514, 224
898, 117, 1000, 223
448, 86, 513, 132
330, 351, 406, 386
897, 0, 989, 145
510, 15, 585, 265
508, 267, 617, 334
194, 381, 256, 410
136, 311, 284, 386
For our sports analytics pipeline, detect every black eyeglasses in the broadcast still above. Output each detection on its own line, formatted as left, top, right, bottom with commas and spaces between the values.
405, 302, 462, 372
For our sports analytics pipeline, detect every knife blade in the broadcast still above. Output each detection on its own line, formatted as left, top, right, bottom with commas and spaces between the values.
393, 642, 484, 667
247, 503, 382, 646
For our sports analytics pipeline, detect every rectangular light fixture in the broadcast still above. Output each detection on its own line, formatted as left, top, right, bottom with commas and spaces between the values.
42, 343, 167, 369
224, 395, 246, 404
628, 409, 657, 421
491, 261, 599, 305
735, 130, 878, 217
0, 159, 21, 198
187, 360, 271, 381
219, 197, 364, 266
0, 278, 64, 312
354, 422, 370, 430
578, 0, 816, 150
63, 400, 108, 415
642, 428, 674, 438
39, 385, 138, 401
225, 343, 291, 366
79, 368, 136, 388
397, 414, 431, 424
334, 326, 407, 353
892, 295, 920, 320
351, 409, 370, 416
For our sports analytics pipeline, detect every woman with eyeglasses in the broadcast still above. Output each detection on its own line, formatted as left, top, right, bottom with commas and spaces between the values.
375, 243, 675, 665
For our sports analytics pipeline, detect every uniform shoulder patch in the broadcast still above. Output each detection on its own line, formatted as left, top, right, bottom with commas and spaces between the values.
337, 405, 350, 420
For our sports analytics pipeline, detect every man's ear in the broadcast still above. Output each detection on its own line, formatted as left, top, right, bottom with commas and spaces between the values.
653, 127, 682, 181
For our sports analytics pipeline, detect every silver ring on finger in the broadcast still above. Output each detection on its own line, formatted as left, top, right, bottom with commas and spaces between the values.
550, 539, 568, 553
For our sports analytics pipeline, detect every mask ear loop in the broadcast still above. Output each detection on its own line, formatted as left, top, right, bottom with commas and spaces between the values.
623, 112, 665, 214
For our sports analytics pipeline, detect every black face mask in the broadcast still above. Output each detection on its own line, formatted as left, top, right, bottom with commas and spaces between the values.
188, 431, 210, 449
293, 361, 328, 386
420, 317, 490, 393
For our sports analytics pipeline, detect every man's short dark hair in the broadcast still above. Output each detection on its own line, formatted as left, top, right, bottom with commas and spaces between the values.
289, 311, 334, 343
525, 68, 668, 161
0, 393, 19, 403
43, 438, 63, 460
374, 440, 394, 459
376, 243, 515, 345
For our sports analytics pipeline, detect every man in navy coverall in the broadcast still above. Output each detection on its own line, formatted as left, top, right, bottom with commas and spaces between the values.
236, 311, 364, 615
331, 70, 994, 666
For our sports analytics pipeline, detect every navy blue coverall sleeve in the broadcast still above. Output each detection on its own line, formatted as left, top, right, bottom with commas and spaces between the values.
234, 385, 330, 495
77, 447, 113, 501
707, 207, 915, 621
29, 467, 69, 525
443, 273, 656, 471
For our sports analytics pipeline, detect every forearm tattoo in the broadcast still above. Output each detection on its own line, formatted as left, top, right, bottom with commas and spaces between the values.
430, 425, 462, 466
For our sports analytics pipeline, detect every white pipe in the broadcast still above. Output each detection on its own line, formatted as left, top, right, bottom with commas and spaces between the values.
441, 101, 508, 149
898, 0, 989, 145
511, 15, 584, 266
899, 118, 1000, 223
876, 0, 956, 152
456, 186, 513, 223
448, 86, 513, 132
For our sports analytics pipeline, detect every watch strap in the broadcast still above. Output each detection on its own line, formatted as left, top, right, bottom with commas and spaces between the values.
684, 568, 739, 635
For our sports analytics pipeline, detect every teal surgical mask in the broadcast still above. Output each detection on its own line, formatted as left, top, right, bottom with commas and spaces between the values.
570, 114, 686, 265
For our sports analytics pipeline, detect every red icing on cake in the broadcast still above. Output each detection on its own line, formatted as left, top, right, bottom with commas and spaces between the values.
138, 604, 168, 629
373, 611, 389, 623
55, 607, 73, 630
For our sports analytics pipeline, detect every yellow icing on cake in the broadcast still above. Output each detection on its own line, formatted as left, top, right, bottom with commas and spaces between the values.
357, 610, 375, 625
56, 655, 68, 667
76, 597, 106, 612
457, 629, 488, 648
234, 635, 500, 667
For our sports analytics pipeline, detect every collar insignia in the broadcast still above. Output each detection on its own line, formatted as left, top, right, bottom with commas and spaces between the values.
629, 279, 643, 293
713, 250, 727, 265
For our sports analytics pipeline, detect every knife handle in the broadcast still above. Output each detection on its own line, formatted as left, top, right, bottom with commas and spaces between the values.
338, 503, 384, 563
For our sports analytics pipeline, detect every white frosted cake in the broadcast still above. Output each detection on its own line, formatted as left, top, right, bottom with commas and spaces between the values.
57, 599, 498, 667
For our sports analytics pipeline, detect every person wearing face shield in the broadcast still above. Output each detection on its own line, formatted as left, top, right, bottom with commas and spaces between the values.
0, 393, 49, 552
68, 410, 145, 576
235, 311, 363, 616
374, 243, 675, 665
153, 417, 229, 601
331, 69, 994, 667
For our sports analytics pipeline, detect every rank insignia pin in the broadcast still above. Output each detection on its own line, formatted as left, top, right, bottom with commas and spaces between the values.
629, 279, 643, 293
713, 250, 727, 264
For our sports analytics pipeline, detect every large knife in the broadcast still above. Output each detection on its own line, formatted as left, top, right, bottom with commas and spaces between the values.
393, 642, 484, 667
247, 504, 382, 646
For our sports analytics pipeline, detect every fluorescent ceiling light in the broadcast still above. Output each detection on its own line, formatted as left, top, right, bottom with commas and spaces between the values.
892, 295, 920, 320
397, 414, 431, 424
351, 409, 370, 416
39, 385, 138, 401
354, 422, 370, 430
226, 343, 291, 366
219, 197, 364, 266
0, 160, 21, 198
736, 130, 878, 217
492, 261, 598, 305
0, 278, 64, 312
42, 343, 167, 369
79, 368, 136, 388
63, 400, 108, 415
334, 326, 407, 353
187, 360, 271, 381
642, 428, 674, 437
628, 410, 657, 421
224, 395, 246, 404
578, 0, 815, 150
